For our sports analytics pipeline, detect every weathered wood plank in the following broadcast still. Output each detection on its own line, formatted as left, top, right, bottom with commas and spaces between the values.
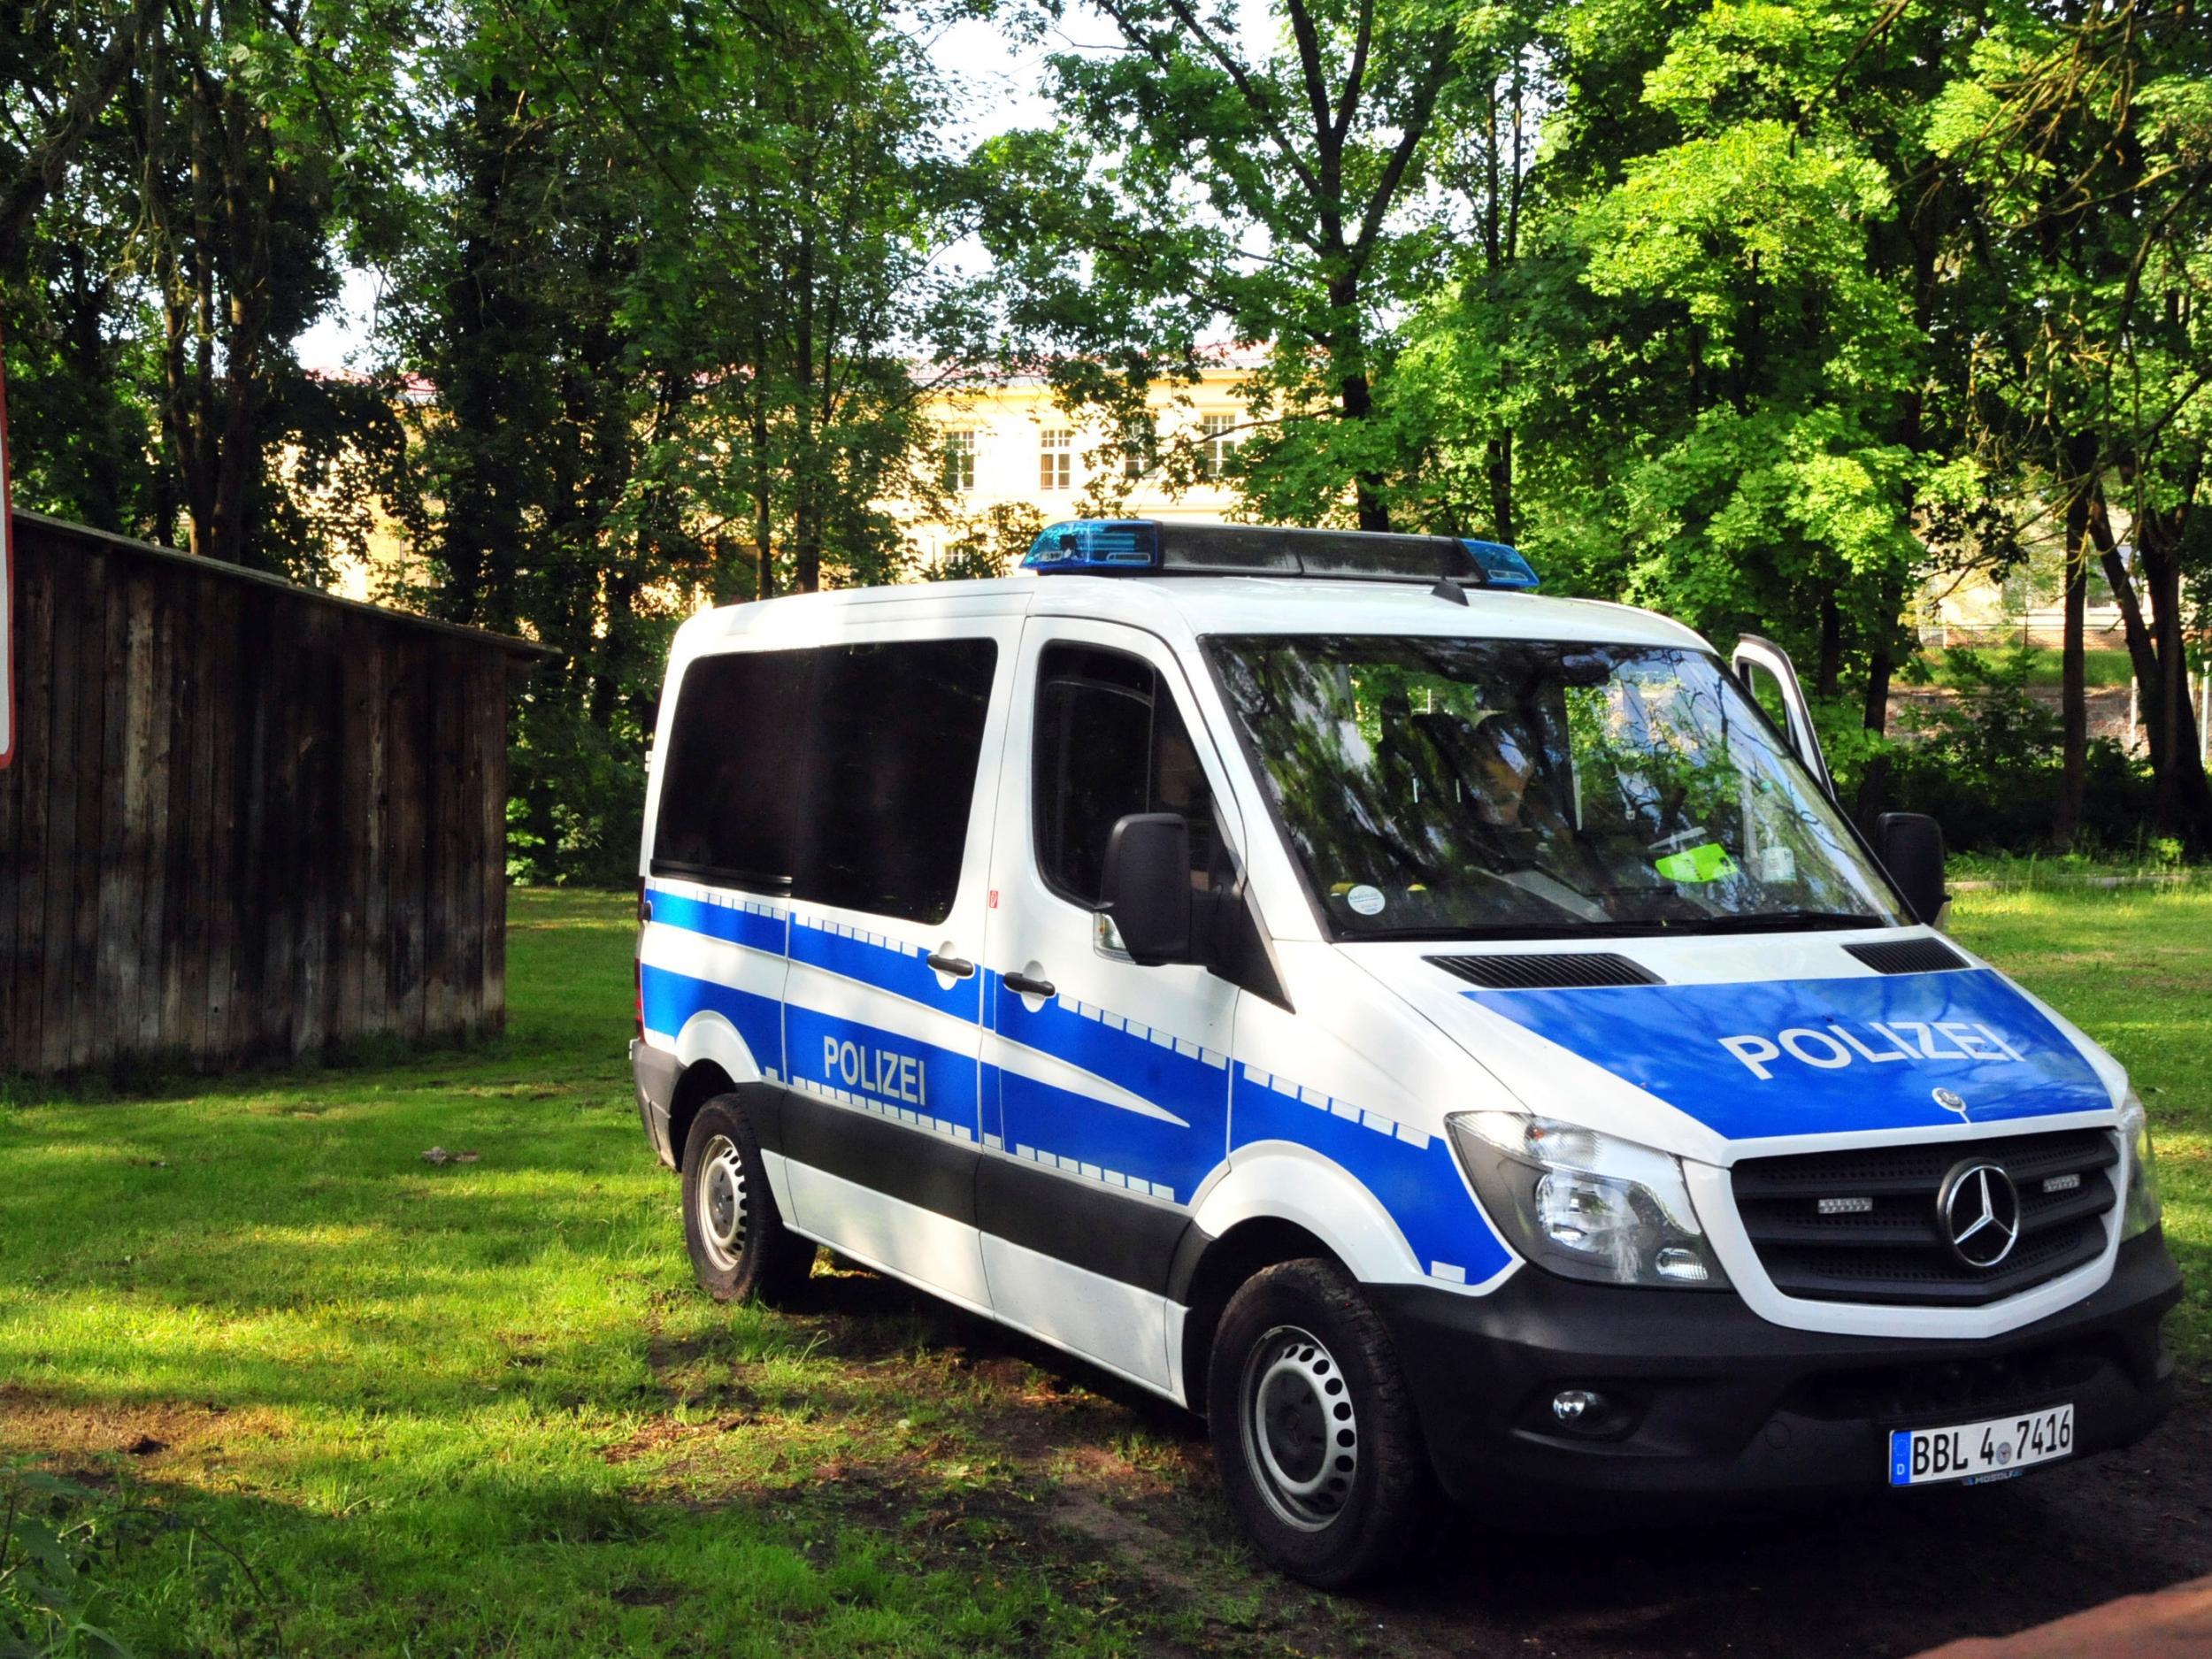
134, 568, 176, 1058
389, 635, 428, 1041
229, 590, 277, 1067
290, 599, 339, 1060
197, 574, 242, 1066
4, 536, 57, 1068
483, 672, 510, 1039
332, 616, 371, 1049
357, 627, 390, 1042
35, 542, 84, 1076
424, 643, 460, 1041
165, 563, 214, 1057
70, 549, 120, 1071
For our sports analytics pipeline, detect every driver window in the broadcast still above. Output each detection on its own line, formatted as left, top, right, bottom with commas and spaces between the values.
1033, 642, 1219, 908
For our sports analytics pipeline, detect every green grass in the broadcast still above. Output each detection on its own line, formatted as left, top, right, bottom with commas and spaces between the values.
0, 893, 1155, 1657
1, 883, 2207, 1654
1911, 644, 2137, 687
1946, 885, 2212, 1371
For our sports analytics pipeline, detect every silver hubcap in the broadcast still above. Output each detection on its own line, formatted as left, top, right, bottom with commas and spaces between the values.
1240, 1324, 1358, 1531
697, 1133, 748, 1271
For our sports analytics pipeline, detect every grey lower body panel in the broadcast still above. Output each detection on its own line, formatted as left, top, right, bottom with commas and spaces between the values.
632, 1039, 680, 1169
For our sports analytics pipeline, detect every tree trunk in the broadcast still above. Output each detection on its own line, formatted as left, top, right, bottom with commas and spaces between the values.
1816, 587, 1842, 699
2054, 484, 2090, 848
1325, 268, 1390, 533
2093, 493, 2212, 842
1860, 578, 1905, 735
1486, 428, 1513, 545
207, 88, 264, 567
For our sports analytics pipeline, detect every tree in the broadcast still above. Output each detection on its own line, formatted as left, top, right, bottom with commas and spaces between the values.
1932, 0, 2212, 843
979, 0, 1473, 529
3, 0, 421, 573
389, 0, 990, 879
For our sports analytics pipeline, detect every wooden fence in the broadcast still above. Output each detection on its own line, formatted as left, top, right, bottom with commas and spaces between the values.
0, 511, 549, 1077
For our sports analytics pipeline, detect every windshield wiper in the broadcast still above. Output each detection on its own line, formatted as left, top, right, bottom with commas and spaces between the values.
1668, 910, 1886, 934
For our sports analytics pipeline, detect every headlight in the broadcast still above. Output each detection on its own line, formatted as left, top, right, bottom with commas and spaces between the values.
2119, 1091, 2162, 1240
1447, 1111, 1728, 1289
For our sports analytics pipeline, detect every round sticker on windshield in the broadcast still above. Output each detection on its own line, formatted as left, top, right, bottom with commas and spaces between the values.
1346, 884, 1386, 917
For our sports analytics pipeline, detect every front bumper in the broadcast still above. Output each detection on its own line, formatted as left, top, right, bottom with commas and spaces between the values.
632, 1038, 680, 1169
1373, 1230, 2180, 1517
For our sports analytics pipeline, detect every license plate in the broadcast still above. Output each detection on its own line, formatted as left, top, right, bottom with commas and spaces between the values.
1888, 1404, 2074, 1486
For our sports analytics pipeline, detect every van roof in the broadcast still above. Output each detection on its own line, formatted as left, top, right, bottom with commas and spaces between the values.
679, 572, 1709, 654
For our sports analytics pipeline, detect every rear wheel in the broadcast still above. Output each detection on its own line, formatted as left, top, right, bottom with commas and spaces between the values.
680, 1096, 814, 1304
1206, 1258, 1432, 1588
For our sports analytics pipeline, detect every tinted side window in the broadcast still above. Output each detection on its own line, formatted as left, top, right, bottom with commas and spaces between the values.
1033, 642, 1219, 907
803, 640, 999, 924
654, 649, 812, 887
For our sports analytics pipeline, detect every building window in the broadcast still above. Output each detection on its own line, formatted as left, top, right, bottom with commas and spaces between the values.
1199, 414, 1240, 481
1118, 419, 1156, 480
1040, 428, 1073, 491
942, 430, 977, 493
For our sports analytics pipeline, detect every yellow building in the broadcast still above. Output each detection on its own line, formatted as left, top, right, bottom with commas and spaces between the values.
896, 350, 1268, 572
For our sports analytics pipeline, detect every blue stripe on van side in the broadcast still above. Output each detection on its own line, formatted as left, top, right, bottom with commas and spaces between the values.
996, 1067, 1223, 1204
640, 964, 787, 1079
784, 1002, 979, 1138
646, 888, 788, 957
1230, 1070, 1512, 1286
788, 917, 984, 1021
988, 974, 1231, 1131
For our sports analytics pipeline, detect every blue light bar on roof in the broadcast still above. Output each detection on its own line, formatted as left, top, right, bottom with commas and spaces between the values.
1460, 538, 1541, 590
1024, 519, 1163, 572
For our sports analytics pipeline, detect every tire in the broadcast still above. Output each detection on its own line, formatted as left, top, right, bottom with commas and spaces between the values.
1205, 1258, 1432, 1589
680, 1096, 816, 1305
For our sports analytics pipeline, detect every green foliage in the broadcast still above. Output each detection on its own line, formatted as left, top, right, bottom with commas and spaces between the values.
1876, 649, 2156, 851
977, 0, 1476, 529
1, 0, 421, 574
931, 503, 1045, 582
9, 0, 2210, 863
1, 1464, 136, 1658
376, 0, 997, 881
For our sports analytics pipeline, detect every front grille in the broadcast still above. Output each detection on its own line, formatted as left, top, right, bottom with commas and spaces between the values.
1731, 1129, 2116, 1306
1786, 1338, 2115, 1423
1428, 951, 1660, 989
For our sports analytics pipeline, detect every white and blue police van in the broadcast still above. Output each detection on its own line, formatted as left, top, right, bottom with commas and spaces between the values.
630, 519, 2177, 1586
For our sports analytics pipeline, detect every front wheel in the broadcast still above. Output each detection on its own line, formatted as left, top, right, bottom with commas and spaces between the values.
1206, 1258, 1432, 1589
680, 1096, 815, 1305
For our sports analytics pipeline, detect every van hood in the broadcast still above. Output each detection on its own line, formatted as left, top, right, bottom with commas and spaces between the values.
1350, 937, 2119, 1159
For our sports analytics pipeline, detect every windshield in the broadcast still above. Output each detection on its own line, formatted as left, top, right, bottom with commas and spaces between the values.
1205, 634, 1908, 939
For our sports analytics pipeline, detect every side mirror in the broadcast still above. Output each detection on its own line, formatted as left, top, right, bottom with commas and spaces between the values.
1876, 811, 1948, 927
1100, 812, 1194, 966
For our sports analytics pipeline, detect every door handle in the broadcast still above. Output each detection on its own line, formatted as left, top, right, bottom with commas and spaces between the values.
1002, 971, 1056, 999
926, 952, 975, 979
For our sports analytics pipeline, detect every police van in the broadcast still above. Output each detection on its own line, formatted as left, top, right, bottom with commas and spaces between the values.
630, 519, 2177, 1586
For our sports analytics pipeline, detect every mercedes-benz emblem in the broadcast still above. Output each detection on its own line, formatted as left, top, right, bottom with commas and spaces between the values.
1938, 1160, 2022, 1270
1933, 1087, 1970, 1119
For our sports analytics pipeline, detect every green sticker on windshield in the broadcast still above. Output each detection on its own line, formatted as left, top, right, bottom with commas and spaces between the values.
1654, 842, 1736, 884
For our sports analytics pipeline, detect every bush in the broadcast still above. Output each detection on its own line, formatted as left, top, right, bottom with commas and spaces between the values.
2, 1463, 138, 1658
1830, 646, 2158, 853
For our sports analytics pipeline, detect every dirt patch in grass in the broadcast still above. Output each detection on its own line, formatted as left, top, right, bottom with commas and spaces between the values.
0, 1385, 280, 1471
